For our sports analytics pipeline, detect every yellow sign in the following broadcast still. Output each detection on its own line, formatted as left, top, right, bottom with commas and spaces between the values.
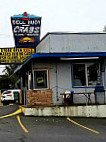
0, 48, 35, 64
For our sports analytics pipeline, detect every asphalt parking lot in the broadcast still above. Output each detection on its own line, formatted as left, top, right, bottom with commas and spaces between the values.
0, 105, 106, 142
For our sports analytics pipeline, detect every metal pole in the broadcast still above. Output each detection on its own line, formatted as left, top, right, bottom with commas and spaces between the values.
0, 90, 1, 107
23, 87, 27, 107
56, 63, 59, 101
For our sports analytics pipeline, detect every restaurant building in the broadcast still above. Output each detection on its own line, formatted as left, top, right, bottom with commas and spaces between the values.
15, 32, 106, 106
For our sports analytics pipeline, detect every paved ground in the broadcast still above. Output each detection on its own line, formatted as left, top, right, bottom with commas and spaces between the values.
0, 105, 106, 142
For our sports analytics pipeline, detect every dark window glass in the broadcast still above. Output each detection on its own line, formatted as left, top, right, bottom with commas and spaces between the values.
72, 64, 86, 86
72, 63, 101, 87
87, 63, 100, 86
3, 91, 11, 94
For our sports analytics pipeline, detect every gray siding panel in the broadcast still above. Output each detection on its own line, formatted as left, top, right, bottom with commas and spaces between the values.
36, 33, 106, 53
37, 35, 50, 53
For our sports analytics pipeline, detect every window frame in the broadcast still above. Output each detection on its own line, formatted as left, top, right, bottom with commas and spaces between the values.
72, 62, 101, 88
33, 68, 49, 90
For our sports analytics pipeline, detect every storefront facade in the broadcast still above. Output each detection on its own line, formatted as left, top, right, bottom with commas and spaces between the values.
15, 32, 106, 106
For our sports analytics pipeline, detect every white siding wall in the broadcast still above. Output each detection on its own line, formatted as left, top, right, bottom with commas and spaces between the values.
33, 61, 97, 105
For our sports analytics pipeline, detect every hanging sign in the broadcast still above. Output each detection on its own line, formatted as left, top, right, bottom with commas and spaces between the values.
11, 12, 41, 48
0, 48, 35, 64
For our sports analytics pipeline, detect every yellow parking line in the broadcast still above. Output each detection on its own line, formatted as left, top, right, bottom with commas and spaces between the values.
67, 117, 100, 134
17, 115, 29, 133
0, 108, 22, 119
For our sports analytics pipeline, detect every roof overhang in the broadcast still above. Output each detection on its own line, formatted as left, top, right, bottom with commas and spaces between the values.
14, 52, 106, 74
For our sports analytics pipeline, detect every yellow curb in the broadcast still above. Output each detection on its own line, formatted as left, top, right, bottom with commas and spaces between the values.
67, 117, 100, 134
0, 108, 22, 119
19, 105, 23, 108
9, 104, 14, 106
17, 115, 29, 133
19, 106, 26, 111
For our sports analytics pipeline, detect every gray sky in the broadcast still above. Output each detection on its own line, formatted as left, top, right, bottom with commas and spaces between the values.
0, 0, 106, 74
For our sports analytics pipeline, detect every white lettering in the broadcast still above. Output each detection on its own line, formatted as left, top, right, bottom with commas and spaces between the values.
12, 20, 16, 25
29, 27, 34, 33
23, 27, 28, 33
13, 26, 40, 34
12, 20, 26, 25
34, 27, 40, 33
14, 26, 19, 33
28, 20, 41, 25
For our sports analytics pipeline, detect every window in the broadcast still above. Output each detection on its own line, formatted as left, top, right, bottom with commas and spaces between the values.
72, 63, 101, 87
34, 69, 49, 89
72, 64, 86, 86
3, 91, 11, 94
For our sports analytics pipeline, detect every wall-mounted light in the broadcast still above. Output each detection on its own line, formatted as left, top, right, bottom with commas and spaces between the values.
60, 57, 99, 60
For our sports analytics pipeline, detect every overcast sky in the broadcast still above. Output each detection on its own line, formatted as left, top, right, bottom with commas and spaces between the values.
0, 0, 106, 74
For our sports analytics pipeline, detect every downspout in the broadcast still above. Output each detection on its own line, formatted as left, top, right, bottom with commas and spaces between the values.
56, 63, 59, 102
31, 60, 34, 89
20, 76, 23, 90
28, 71, 30, 90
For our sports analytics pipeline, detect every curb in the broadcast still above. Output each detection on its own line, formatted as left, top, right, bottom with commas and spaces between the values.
21, 105, 106, 118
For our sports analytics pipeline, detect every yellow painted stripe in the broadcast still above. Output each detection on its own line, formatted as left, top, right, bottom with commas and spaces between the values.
9, 104, 14, 106
67, 117, 100, 134
17, 115, 29, 133
0, 108, 22, 119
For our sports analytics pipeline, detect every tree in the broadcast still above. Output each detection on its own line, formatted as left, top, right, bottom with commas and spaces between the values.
0, 64, 18, 90
0, 74, 10, 89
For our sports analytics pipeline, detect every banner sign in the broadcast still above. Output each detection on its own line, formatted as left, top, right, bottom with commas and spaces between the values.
0, 48, 35, 64
11, 12, 41, 48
